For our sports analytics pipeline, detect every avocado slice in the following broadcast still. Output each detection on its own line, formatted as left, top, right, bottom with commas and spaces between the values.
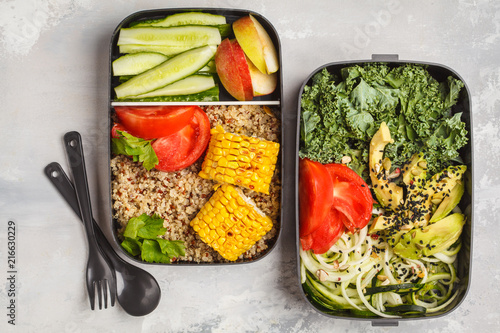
402, 152, 427, 192
368, 215, 395, 233
429, 180, 464, 223
386, 159, 466, 246
369, 122, 403, 211
426, 165, 467, 203
393, 213, 466, 259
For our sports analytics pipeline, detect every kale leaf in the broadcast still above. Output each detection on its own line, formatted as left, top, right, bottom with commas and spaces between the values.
299, 64, 468, 177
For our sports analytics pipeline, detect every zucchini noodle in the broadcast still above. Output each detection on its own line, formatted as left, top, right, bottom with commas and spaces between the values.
301, 225, 462, 317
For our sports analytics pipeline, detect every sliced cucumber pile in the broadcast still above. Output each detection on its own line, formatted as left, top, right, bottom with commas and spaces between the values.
113, 12, 225, 101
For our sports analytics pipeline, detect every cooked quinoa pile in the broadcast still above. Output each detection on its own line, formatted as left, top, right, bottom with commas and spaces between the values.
110, 105, 281, 263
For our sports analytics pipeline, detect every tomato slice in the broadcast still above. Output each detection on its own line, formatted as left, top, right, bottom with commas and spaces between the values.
325, 164, 373, 233
111, 122, 127, 138
152, 108, 210, 172
299, 158, 334, 238
114, 105, 196, 140
308, 209, 346, 254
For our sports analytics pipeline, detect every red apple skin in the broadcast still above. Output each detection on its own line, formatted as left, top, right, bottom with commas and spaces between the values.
215, 39, 246, 101
230, 40, 253, 101
215, 38, 253, 101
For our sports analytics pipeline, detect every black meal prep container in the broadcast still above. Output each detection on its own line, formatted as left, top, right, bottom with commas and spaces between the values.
294, 54, 473, 326
107, 8, 283, 265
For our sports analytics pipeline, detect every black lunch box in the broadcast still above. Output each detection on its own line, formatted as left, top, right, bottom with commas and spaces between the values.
107, 8, 284, 265
294, 54, 473, 325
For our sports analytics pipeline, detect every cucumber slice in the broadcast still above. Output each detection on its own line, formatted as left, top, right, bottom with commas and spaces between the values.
117, 86, 219, 102
384, 304, 427, 314
119, 44, 219, 56
364, 283, 425, 296
117, 26, 221, 47
216, 24, 231, 38
112, 52, 169, 76
198, 60, 216, 73
114, 45, 216, 99
130, 12, 226, 28
131, 75, 216, 98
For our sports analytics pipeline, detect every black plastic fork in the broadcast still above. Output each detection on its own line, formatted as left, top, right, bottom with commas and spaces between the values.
63, 131, 116, 310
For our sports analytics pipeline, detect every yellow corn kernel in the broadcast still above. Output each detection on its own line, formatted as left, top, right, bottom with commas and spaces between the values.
198, 126, 280, 194
189, 184, 273, 261
218, 157, 228, 167
257, 141, 268, 149
227, 161, 239, 169
223, 175, 234, 184
238, 155, 251, 163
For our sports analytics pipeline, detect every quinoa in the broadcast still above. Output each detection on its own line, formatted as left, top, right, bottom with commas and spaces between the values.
111, 105, 281, 263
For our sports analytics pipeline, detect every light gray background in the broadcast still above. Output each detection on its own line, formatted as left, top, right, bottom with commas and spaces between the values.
1, 0, 499, 332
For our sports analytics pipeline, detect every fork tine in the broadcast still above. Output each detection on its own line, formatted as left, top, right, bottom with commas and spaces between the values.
97, 280, 103, 310
88, 281, 95, 310
102, 280, 108, 309
109, 280, 116, 307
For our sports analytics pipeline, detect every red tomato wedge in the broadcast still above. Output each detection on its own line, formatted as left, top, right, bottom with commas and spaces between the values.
111, 122, 127, 138
325, 164, 373, 233
114, 105, 196, 140
152, 108, 210, 172
299, 158, 334, 238
299, 159, 373, 253
303, 208, 346, 254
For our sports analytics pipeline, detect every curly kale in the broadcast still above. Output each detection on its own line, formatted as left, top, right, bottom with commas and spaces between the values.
299, 63, 468, 177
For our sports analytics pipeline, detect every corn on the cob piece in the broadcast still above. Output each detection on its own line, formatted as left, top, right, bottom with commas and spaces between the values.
199, 126, 280, 194
190, 184, 273, 261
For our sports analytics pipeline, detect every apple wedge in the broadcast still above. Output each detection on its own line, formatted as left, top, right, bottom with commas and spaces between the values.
247, 56, 277, 96
230, 40, 254, 100
215, 38, 253, 101
233, 14, 279, 74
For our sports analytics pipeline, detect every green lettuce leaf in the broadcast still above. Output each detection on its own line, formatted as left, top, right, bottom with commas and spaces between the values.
136, 214, 166, 239
141, 240, 173, 264
156, 239, 186, 258
112, 130, 159, 170
121, 237, 142, 256
120, 213, 186, 264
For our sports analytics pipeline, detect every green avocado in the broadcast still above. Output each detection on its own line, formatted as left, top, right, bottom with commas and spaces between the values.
426, 165, 467, 203
386, 159, 466, 247
369, 122, 404, 211
368, 215, 395, 234
429, 180, 464, 223
402, 152, 427, 192
393, 213, 466, 259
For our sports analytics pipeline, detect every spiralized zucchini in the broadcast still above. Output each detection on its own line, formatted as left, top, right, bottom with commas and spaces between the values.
300, 226, 461, 318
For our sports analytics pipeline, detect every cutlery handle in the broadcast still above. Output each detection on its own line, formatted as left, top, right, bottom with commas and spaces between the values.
63, 131, 98, 248
44, 162, 116, 261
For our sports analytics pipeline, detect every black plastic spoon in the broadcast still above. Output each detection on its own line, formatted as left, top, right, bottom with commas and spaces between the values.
44, 161, 161, 316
